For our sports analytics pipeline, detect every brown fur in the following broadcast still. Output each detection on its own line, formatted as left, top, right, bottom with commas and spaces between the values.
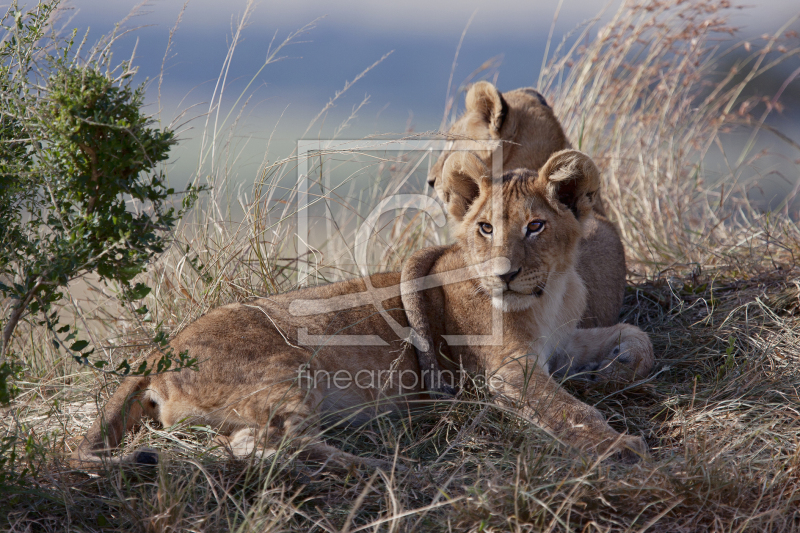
405, 82, 627, 391
72, 150, 653, 470
427, 81, 625, 329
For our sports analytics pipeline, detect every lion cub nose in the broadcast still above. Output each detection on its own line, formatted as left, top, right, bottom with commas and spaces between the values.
497, 268, 521, 285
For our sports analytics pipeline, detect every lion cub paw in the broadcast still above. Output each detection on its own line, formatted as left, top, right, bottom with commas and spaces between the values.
216, 429, 278, 461
574, 326, 654, 383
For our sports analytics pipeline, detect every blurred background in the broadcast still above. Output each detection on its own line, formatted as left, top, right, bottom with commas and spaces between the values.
65, 0, 800, 207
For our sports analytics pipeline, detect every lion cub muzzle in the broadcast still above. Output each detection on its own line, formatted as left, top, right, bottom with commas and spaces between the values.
497, 268, 520, 287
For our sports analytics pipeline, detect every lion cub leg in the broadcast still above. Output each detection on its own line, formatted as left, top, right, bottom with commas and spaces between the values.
217, 427, 396, 470
401, 245, 454, 395
216, 388, 396, 471
556, 324, 654, 382
216, 428, 277, 460
488, 353, 647, 461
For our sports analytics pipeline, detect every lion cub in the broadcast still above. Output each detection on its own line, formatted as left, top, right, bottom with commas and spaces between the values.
427, 81, 627, 330
72, 150, 653, 469
410, 81, 629, 392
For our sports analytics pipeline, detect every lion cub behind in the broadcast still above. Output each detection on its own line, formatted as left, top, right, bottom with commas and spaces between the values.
72, 150, 653, 469
427, 81, 627, 331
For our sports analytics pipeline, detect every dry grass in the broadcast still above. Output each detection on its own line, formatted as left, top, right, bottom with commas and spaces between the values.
3, 0, 800, 531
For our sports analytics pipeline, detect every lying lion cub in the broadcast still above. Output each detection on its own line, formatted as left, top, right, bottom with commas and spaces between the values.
72, 150, 653, 469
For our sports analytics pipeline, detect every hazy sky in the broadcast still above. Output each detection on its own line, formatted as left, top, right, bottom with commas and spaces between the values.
51, 0, 800, 185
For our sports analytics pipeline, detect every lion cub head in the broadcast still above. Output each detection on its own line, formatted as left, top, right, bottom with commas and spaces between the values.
442, 149, 600, 312
429, 81, 571, 203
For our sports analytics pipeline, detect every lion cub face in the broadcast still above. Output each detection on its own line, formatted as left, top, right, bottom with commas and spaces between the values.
441, 150, 601, 312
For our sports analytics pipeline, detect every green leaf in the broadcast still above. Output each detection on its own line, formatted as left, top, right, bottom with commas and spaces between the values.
124, 282, 151, 301
115, 360, 130, 374
0, 362, 22, 406
70, 340, 89, 351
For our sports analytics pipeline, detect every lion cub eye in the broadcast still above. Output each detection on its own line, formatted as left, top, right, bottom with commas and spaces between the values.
526, 220, 545, 235
479, 222, 493, 235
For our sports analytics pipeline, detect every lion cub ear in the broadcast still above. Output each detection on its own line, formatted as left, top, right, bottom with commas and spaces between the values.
465, 81, 508, 138
441, 151, 492, 221
539, 149, 600, 219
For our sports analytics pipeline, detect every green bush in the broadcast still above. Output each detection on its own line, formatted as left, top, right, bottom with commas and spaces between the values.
0, 0, 202, 484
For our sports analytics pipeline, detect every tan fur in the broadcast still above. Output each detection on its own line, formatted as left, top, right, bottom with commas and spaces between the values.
427, 81, 625, 329
400, 245, 454, 394
72, 150, 653, 470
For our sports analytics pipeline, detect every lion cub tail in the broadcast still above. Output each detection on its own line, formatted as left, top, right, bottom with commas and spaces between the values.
70, 373, 158, 467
